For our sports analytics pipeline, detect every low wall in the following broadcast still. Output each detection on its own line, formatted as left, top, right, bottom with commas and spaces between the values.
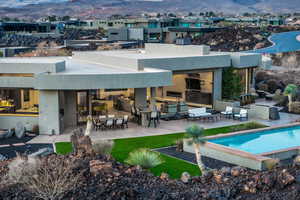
214, 100, 240, 112
248, 104, 270, 120
183, 140, 272, 170
261, 147, 300, 160
183, 123, 300, 170
0, 114, 39, 131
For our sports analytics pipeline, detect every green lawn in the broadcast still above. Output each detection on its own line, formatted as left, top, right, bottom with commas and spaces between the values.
55, 122, 266, 179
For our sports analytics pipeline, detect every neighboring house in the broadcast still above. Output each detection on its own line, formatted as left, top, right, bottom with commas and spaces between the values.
107, 27, 222, 43
0, 43, 265, 135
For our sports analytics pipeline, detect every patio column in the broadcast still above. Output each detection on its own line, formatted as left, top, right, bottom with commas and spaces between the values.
39, 90, 61, 135
213, 68, 222, 104
134, 88, 147, 109
150, 87, 157, 111
64, 90, 77, 128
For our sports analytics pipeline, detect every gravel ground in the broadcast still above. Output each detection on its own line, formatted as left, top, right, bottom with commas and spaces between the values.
155, 146, 235, 169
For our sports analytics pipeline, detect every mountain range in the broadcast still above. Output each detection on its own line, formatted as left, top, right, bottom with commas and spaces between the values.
0, 0, 299, 19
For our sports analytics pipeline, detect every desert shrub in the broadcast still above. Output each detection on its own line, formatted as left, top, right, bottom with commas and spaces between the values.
125, 148, 164, 169
290, 101, 300, 114
7, 154, 41, 184
92, 140, 114, 156
5, 155, 82, 200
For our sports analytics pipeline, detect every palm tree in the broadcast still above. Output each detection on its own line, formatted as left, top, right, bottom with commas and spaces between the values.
185, 124, 207, 174
284, 84, 298, 112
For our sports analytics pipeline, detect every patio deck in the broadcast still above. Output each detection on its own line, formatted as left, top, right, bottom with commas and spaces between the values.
28, 111, 300, 144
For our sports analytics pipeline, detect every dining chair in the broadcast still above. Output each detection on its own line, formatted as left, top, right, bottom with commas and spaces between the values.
148, 111, 159, 128
123, 115, 129, 128
105, 118, 114, 129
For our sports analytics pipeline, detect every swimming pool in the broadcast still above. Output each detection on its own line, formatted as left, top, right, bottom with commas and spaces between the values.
246, 31, 300, 54
210, 126, 300, 154
183, 124, 300, 170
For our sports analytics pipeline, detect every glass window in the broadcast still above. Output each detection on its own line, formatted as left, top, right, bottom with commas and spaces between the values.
0, 89, 39, 115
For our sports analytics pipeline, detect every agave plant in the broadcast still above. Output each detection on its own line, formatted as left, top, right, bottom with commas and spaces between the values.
185, 124, 207, 174
125, 148, 164, 169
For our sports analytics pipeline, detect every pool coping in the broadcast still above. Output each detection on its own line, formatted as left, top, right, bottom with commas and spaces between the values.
205, 122, 300, 158
184, 122, 300, 170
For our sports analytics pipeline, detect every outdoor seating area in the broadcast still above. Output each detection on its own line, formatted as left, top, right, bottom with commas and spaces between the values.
186, 106, 249, 122
93, 115, 129, 131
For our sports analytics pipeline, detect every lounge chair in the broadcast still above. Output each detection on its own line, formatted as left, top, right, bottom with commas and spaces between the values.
234, 109, 248, 121
188, 108, 211, 120
221, 106, 233, 118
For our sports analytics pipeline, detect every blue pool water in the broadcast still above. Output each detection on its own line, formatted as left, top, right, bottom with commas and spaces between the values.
246, 31, 300, 54
210, 126, 300, 154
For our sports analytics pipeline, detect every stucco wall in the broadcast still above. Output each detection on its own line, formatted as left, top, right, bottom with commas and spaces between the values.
183, 140, 266, 170
39, 90, 61, 135
0, 115, 38, 131
248, 104, 270, 120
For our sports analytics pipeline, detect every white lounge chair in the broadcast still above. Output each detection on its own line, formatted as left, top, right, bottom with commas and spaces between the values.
188, 108, 211, 119
221, 106, 233, 118
234, 109, 248, 121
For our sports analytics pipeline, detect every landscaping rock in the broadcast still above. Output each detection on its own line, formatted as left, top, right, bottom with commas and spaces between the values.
160, 172, 169, 180
294, 155, 300, 166
231, 166, 243, 177
181, 172, 191, 183
0, 154, 7, 161
1, 153, 300, 200
89, 160, 112, 175
277, 169, 295, 188
220, 166, 231, 176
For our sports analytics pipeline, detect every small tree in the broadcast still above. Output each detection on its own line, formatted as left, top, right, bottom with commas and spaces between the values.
222, 67, 244, 100
185, 124, 207, 174
284, 84, 298, 112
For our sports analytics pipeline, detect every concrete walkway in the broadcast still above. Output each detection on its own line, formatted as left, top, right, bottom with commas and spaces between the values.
28, 112, 300, 144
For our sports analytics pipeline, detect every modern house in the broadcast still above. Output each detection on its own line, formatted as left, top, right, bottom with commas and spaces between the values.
0, 43, 264, 135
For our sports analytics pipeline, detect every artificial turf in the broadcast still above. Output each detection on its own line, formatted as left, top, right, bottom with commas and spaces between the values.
55, 122, 266, 179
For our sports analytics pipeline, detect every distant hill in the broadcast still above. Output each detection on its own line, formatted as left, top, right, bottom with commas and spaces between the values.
0, 0, 299, 19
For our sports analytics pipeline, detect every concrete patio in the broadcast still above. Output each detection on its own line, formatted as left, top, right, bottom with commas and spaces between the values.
28, 111, 300, 144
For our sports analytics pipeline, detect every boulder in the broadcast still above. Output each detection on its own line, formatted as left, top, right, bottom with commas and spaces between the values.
0, 154, 7, 161
15, 122, 25, 139
89, 160, 112, 175
293, 155, 300, 166
231, 166, 243, 177
277, 169, 295, 188
160, 172, 169, 180
181, 172, 191, 183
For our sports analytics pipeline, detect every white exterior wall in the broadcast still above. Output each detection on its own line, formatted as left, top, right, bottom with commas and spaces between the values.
39, 90, 60, 135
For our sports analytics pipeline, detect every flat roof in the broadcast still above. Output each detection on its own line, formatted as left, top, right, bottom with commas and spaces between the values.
56, 57, 166, 75
0, 57, 63, 64
91, 49, 226, 59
